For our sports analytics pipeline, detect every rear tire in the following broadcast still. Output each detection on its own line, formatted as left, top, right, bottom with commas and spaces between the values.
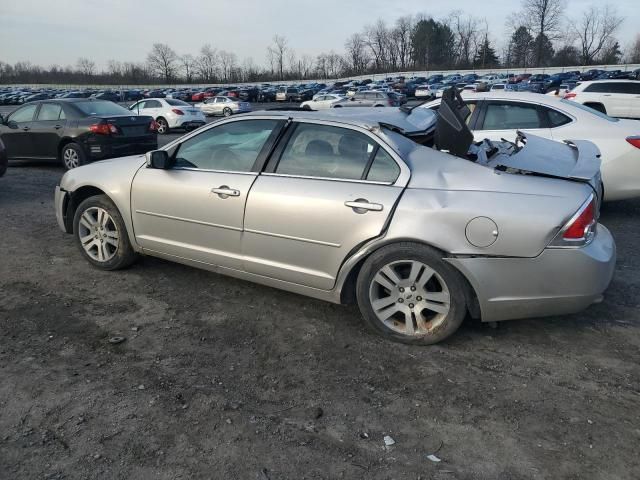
156, 117, 170, 134
73, 195, 138, 271
223, 107, 233, 117
61, 142, 87, 170
356, 243, 467, 345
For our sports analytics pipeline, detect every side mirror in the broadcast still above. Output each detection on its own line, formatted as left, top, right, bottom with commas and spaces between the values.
146, 150, 171, 169
7, 120, 18, 129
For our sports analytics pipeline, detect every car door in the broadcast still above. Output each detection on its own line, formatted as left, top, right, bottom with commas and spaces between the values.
473, 100, 553, 142
131, 118, 285, 269
242, 121, 407, 290
29, 102, 67, 158
626, 82, 640, 118
601, 82, 630, 117
0, 103, 39, 159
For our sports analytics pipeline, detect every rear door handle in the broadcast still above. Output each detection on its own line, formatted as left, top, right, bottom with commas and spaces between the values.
211, 186, 240, 198
54, 125, 62, 130
345, 199, 383, 213
22, 126, 30, 131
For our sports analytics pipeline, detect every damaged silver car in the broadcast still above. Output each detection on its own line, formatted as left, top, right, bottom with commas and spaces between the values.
54, 88, 615, 344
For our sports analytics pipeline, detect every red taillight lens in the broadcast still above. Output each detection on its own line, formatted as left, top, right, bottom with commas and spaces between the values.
171, 109, 184, 115
89, 123, 117, 135
564, 92, 577, 99
563, 198, 595, 240
626, 136, 640, 149
149, 120, 159, 132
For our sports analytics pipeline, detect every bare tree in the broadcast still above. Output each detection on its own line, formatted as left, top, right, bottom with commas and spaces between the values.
218, 50, 237, 82
520, 0, 564, 65
147, 43, 178, 82
197, 44, 218, 82
449, 11, 481, 68
572, 4, 623, 65
180, 54, 196, 83
267, 35, 288, 80
364, 19, 389, 71
393, 16, 414, 70
344, 33, 369, 74
76, 57, 96, 77
627, 34, 640, 64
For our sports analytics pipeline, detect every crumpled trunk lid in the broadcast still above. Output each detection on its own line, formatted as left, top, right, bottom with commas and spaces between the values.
474, 132, 602, 196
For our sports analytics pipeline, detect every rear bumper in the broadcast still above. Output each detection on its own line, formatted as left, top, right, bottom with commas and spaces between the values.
447, 224, 616, 322
83, 137, 157, 160
171, 118, 206, 129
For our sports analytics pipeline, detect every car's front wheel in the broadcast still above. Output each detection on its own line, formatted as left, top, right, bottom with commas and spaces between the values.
73, 195, 138, 270
356, 243, 467, 345
223, 107, 233, 117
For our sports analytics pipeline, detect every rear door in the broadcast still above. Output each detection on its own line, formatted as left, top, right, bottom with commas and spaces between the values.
0, 103, 39, 159
30, 102, 67, 158
622, 82, 640, 118
601, 82, 630, 117
473, 100, 553, 142
242, 121, 407, 289
131, 118, 285, 268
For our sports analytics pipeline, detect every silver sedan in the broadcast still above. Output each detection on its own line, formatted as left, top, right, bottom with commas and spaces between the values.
195, 96, 252, 117
54, 93, 615, 345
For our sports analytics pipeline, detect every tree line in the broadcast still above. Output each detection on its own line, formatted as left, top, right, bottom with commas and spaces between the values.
1, 0, 639, 86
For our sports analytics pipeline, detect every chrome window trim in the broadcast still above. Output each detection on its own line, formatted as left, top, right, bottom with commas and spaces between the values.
171, 167, 257, 176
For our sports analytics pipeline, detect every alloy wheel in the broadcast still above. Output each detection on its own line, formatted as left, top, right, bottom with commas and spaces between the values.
157, 119, 168, 134
63, 148, 79, 169
368, 260, 451, 336
78, 207, 119, 262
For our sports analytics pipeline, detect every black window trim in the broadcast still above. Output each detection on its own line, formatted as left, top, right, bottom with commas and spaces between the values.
35, 102, 64, 122
8, 103, 39, 123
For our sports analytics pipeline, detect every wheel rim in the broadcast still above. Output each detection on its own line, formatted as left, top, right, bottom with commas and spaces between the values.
63, 148, 79, 169
78, 207, 119, 263
223, 108, 232, 117
157, 120, 168, 133
368, 260, 451, 337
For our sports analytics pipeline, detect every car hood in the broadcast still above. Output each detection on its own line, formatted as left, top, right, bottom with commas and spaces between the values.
60, 154, 147, 192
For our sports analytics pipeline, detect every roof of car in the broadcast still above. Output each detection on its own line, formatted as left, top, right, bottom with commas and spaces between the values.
577, 79, 640, 84
243, 107, 436, 135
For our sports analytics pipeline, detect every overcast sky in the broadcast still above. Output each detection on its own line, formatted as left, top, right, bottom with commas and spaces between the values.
1, 0, 638, 69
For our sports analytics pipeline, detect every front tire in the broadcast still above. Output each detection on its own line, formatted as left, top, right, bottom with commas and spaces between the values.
222, 107, 233, 117
356, 243, 467, 345
61, 143, 87, 170
73, 195, 138, 271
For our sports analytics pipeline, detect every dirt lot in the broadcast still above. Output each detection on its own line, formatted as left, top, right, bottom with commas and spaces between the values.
1, 159, 639, 480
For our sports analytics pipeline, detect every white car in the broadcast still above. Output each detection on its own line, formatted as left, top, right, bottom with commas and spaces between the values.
301, 94, 344, 110
195, 96, 252, 117
129, 98, 206, 134
423, 91, 640, 201
415, 84, 435, 99
564, 80, 640, 119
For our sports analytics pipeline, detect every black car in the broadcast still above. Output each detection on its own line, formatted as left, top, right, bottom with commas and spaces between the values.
0, 99, 158, 170
91, 92, 121, 102
0, 137, 7, 177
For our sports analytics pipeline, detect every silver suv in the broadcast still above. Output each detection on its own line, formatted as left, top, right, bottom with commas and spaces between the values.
334, 91, 396, 108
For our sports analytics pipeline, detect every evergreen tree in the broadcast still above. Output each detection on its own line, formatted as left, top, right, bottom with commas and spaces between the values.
474, 36, 500, 69
507, 26, 534, 68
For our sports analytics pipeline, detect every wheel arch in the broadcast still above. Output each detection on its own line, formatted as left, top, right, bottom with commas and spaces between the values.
63, 186, 108, 233
57, 137, 77, 160
337, 238, 481, 320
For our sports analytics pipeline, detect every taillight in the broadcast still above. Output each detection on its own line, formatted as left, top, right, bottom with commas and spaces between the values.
89, 123, 117, 135
149, 120, 159, 132
171, 109, 184, 115
625, 136, 640, 149
550, 195, 597, 247
564, 92, 577, 100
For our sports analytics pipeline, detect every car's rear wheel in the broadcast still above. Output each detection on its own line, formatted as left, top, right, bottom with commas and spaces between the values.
356, 243, 467, 345
223, 107, 233, 117
73, 195, 138, 271
61, 143, 87, 170
156, 117, 170, 134
302, 104, 311, 110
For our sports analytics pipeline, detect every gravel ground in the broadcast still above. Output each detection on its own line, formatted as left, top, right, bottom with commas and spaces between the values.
1, 124, 640, 480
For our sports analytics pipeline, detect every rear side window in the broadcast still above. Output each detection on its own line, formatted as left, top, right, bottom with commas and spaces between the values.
166, 99, 190, 106
275, 123, 378, 181
544, 107, 572, 128
481, 102, 542, 130
9, 104, 37, 123
74, 101, 131, 116
366, 149, 400, 183
37, 104, 63, 121
145, 100, 162, 108
584, 82, 615, 93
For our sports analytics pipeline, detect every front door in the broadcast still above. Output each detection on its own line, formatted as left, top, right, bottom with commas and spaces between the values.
0, 103, 38, 159
243, 121, 407, 290
131, 118, 285, 269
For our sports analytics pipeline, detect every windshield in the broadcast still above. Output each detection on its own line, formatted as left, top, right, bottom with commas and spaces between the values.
560, 99, 619, 122
74, 101, 132, 116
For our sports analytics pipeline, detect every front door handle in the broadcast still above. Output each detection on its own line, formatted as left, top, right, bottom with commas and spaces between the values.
22, 126, 30, 131
345, 199, 383, 213
211, 186, 240, 198
54, 125, 62, 130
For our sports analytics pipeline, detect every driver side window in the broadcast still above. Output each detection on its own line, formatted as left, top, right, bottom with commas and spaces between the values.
9, 104, 37, 123
174, 120, 281, 172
